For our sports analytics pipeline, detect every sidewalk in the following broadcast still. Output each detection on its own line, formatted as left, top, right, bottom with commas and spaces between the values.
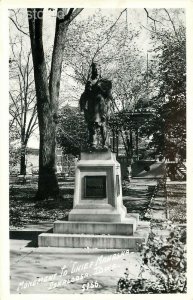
10, 235, 142, 294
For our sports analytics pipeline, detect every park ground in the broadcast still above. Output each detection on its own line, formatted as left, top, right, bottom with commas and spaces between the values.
9, 162, 186, 294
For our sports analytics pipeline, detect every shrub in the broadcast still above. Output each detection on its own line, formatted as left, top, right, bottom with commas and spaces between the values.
117, 222, 186, 294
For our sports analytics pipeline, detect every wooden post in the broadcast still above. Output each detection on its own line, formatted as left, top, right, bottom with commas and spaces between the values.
116, 129, 119, 157
136, 128, 139, 160
112, 125, 115, 152
130, 129, 133, 158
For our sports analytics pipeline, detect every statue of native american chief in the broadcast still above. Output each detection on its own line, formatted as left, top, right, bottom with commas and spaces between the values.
79, 63, 113, 149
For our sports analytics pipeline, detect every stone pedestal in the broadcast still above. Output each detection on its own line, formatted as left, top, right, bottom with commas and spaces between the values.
39, 151, 150, 250
68, 151, 126, 222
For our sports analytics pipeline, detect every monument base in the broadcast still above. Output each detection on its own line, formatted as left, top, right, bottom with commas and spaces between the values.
68, 150, 127, 222
68, 206, 127, 222
38, 150, 150, 250
38, 217, 150, 251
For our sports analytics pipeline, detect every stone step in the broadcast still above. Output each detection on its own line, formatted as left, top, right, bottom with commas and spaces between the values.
53, 213, 139, 235
54, 219, 136, 236
38, 222, 150, 250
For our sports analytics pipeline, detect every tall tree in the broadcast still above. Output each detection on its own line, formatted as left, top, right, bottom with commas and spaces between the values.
141, 9, 186, 159
27, 8, 83, 199
9, 38, 37, 175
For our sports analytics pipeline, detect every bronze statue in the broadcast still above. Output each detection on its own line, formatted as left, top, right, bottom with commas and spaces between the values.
79, 63, 113, 149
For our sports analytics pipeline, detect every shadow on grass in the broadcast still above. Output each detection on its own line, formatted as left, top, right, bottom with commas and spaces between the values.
34, 198, 73, 209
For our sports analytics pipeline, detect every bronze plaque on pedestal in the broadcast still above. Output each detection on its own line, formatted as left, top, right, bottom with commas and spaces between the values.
84, 176, 106, 198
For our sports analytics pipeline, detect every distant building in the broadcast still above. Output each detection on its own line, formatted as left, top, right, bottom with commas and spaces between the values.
26, 148, 66, 174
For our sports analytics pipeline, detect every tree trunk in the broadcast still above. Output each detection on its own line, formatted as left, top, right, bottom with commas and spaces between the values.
28, 8, 83, 200
130, 129, 133, 158
20, 129, 27, 175
28, 9, 59, 199
20, 144, 26, 175
116, 129, 119, 157
120, 129, 129, 160
37, 111, 59, 199
112, 125, 115, 152
135, 128, 139, 160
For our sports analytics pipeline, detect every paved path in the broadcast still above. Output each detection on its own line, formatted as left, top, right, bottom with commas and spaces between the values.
10, 238, 141, 294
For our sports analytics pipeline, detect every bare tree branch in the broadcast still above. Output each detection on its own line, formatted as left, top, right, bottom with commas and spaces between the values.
103, 9, 127, 37
144, 8, 164, 26
163, 9, 180, 42
25, 104, 37, 143
9, 33, 37, 153
9, 16, 29, 36
65, 8, 84, 23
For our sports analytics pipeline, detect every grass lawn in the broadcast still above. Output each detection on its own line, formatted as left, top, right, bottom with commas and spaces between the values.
9, 178, 156, 229
10, 177, 186, 229
9, 180, 73, 229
